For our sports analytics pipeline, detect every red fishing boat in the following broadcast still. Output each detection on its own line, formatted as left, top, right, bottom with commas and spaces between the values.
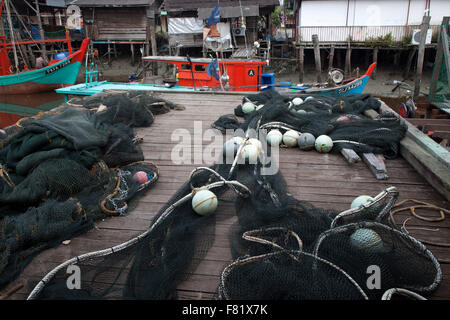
142, 56, 269, 92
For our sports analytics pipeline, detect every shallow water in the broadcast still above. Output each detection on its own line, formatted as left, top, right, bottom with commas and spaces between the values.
0, 91, 65, 129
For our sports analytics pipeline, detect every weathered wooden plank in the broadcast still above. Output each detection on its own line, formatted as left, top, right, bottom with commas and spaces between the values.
361, 153, 388, 180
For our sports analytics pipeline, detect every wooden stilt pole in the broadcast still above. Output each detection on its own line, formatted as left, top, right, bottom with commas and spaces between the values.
404, 47, 417, 79
130, 43, 135, 66
149, 17, 158, 75
372, 47, 378, 79
345, 45, 352, 77
107, 42, 111, 66
312, 34, 322, 82
414, 15, 431, 101
298, 45, 304, 83
328, 45, 335, 70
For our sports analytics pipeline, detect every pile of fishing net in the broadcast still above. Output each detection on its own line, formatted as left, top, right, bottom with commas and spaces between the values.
213, 91, 407, 158
0, 91, 178, 289
25, 100, 441, 300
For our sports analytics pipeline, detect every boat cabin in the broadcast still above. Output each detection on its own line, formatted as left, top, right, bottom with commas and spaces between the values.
142, 55, 268, 91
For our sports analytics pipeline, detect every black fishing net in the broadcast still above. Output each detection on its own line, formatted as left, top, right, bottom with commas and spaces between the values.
215, 91, 407, 158
0, 91, 168, 289
25, 102, 441, 300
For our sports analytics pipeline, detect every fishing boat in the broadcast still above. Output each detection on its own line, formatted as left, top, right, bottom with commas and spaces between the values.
142, 55, 269, 92
275, 62, 377, 95
0, 0, 89, 95
0, 34, 90, 95
55, 58, 375, 101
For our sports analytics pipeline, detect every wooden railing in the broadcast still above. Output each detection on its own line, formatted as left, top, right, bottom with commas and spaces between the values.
297, 25, 441, 43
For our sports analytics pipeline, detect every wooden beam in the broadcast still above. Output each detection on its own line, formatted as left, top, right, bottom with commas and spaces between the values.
365, 101, 450, 201
312, 34, 321, 82
328, 45, 335, 70
441, 23, 450, 95
131, 43, 135, 66
340, 148, 361, 164
403, 47, 417, 79
372, 47, 378, 79
298, 46, 304, 83
345, 46, 352, 77
414, 15, 431, 101
362, 153, 388, 180
148, 17, 158, 76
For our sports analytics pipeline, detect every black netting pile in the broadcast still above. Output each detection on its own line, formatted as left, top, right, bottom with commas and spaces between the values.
25, 91, 441, 300
0, 91, 173, 289
214, 91, 407, 158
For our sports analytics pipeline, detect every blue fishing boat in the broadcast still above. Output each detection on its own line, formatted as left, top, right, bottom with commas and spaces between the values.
274, 62, 376, 95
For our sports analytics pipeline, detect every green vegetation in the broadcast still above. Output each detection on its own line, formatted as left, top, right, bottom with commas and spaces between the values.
270, 7, 282, 28
364, 32, 396, 47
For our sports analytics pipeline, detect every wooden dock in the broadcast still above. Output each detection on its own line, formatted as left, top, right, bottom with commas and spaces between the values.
4, 92, 450, 300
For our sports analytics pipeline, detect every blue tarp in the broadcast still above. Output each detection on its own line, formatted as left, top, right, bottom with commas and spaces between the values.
208, 5, 220, 26
207, 59, 220, 81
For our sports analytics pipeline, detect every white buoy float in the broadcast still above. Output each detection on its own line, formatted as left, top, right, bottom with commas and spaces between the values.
266, 130, 283, 146
351, 195, 374, 209
231, 136, 245, 145
247, 138, 263, 153
192, 189, 218, 216
292, 97, 303, 106
241, 144, 259, 163
314, 135, 333, 153
282, 130, 300, 147
242, 101, 256, 114
350, 228, 383, 253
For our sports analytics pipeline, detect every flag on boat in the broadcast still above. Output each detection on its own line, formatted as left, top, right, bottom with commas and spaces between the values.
208, 5, 220, 26
207, 58, 220, 80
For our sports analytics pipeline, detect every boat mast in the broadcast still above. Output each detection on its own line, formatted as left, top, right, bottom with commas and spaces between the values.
4, 0, 19, 72
34, 0, 47, 63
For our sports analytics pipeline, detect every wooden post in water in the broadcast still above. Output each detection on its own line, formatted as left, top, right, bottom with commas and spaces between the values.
404, 47, 417, 79
130, 43, 135, 66
298, 45, 304, 83
328, 45, 335, 70
107, 42, 111, 66
414, 15, 431, 101
148, 17, 158, 75
372, 47, 378, 79
312, 34, 321, 82
345, 45, 352, 77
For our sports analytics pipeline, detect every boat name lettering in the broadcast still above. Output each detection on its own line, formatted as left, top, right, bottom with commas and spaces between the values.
338, 80, 362, 93
45, 59, 71, 74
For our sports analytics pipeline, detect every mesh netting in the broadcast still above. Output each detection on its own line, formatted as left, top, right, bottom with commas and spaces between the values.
214, 91, 407, 158
0, 91, 168, 289
25, 110, 441, 300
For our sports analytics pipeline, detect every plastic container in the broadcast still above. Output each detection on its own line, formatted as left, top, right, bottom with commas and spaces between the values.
53, 52, 70, 60
31, 25, 41, 40
261, 73, 275, 91
278, 82, 291, 87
